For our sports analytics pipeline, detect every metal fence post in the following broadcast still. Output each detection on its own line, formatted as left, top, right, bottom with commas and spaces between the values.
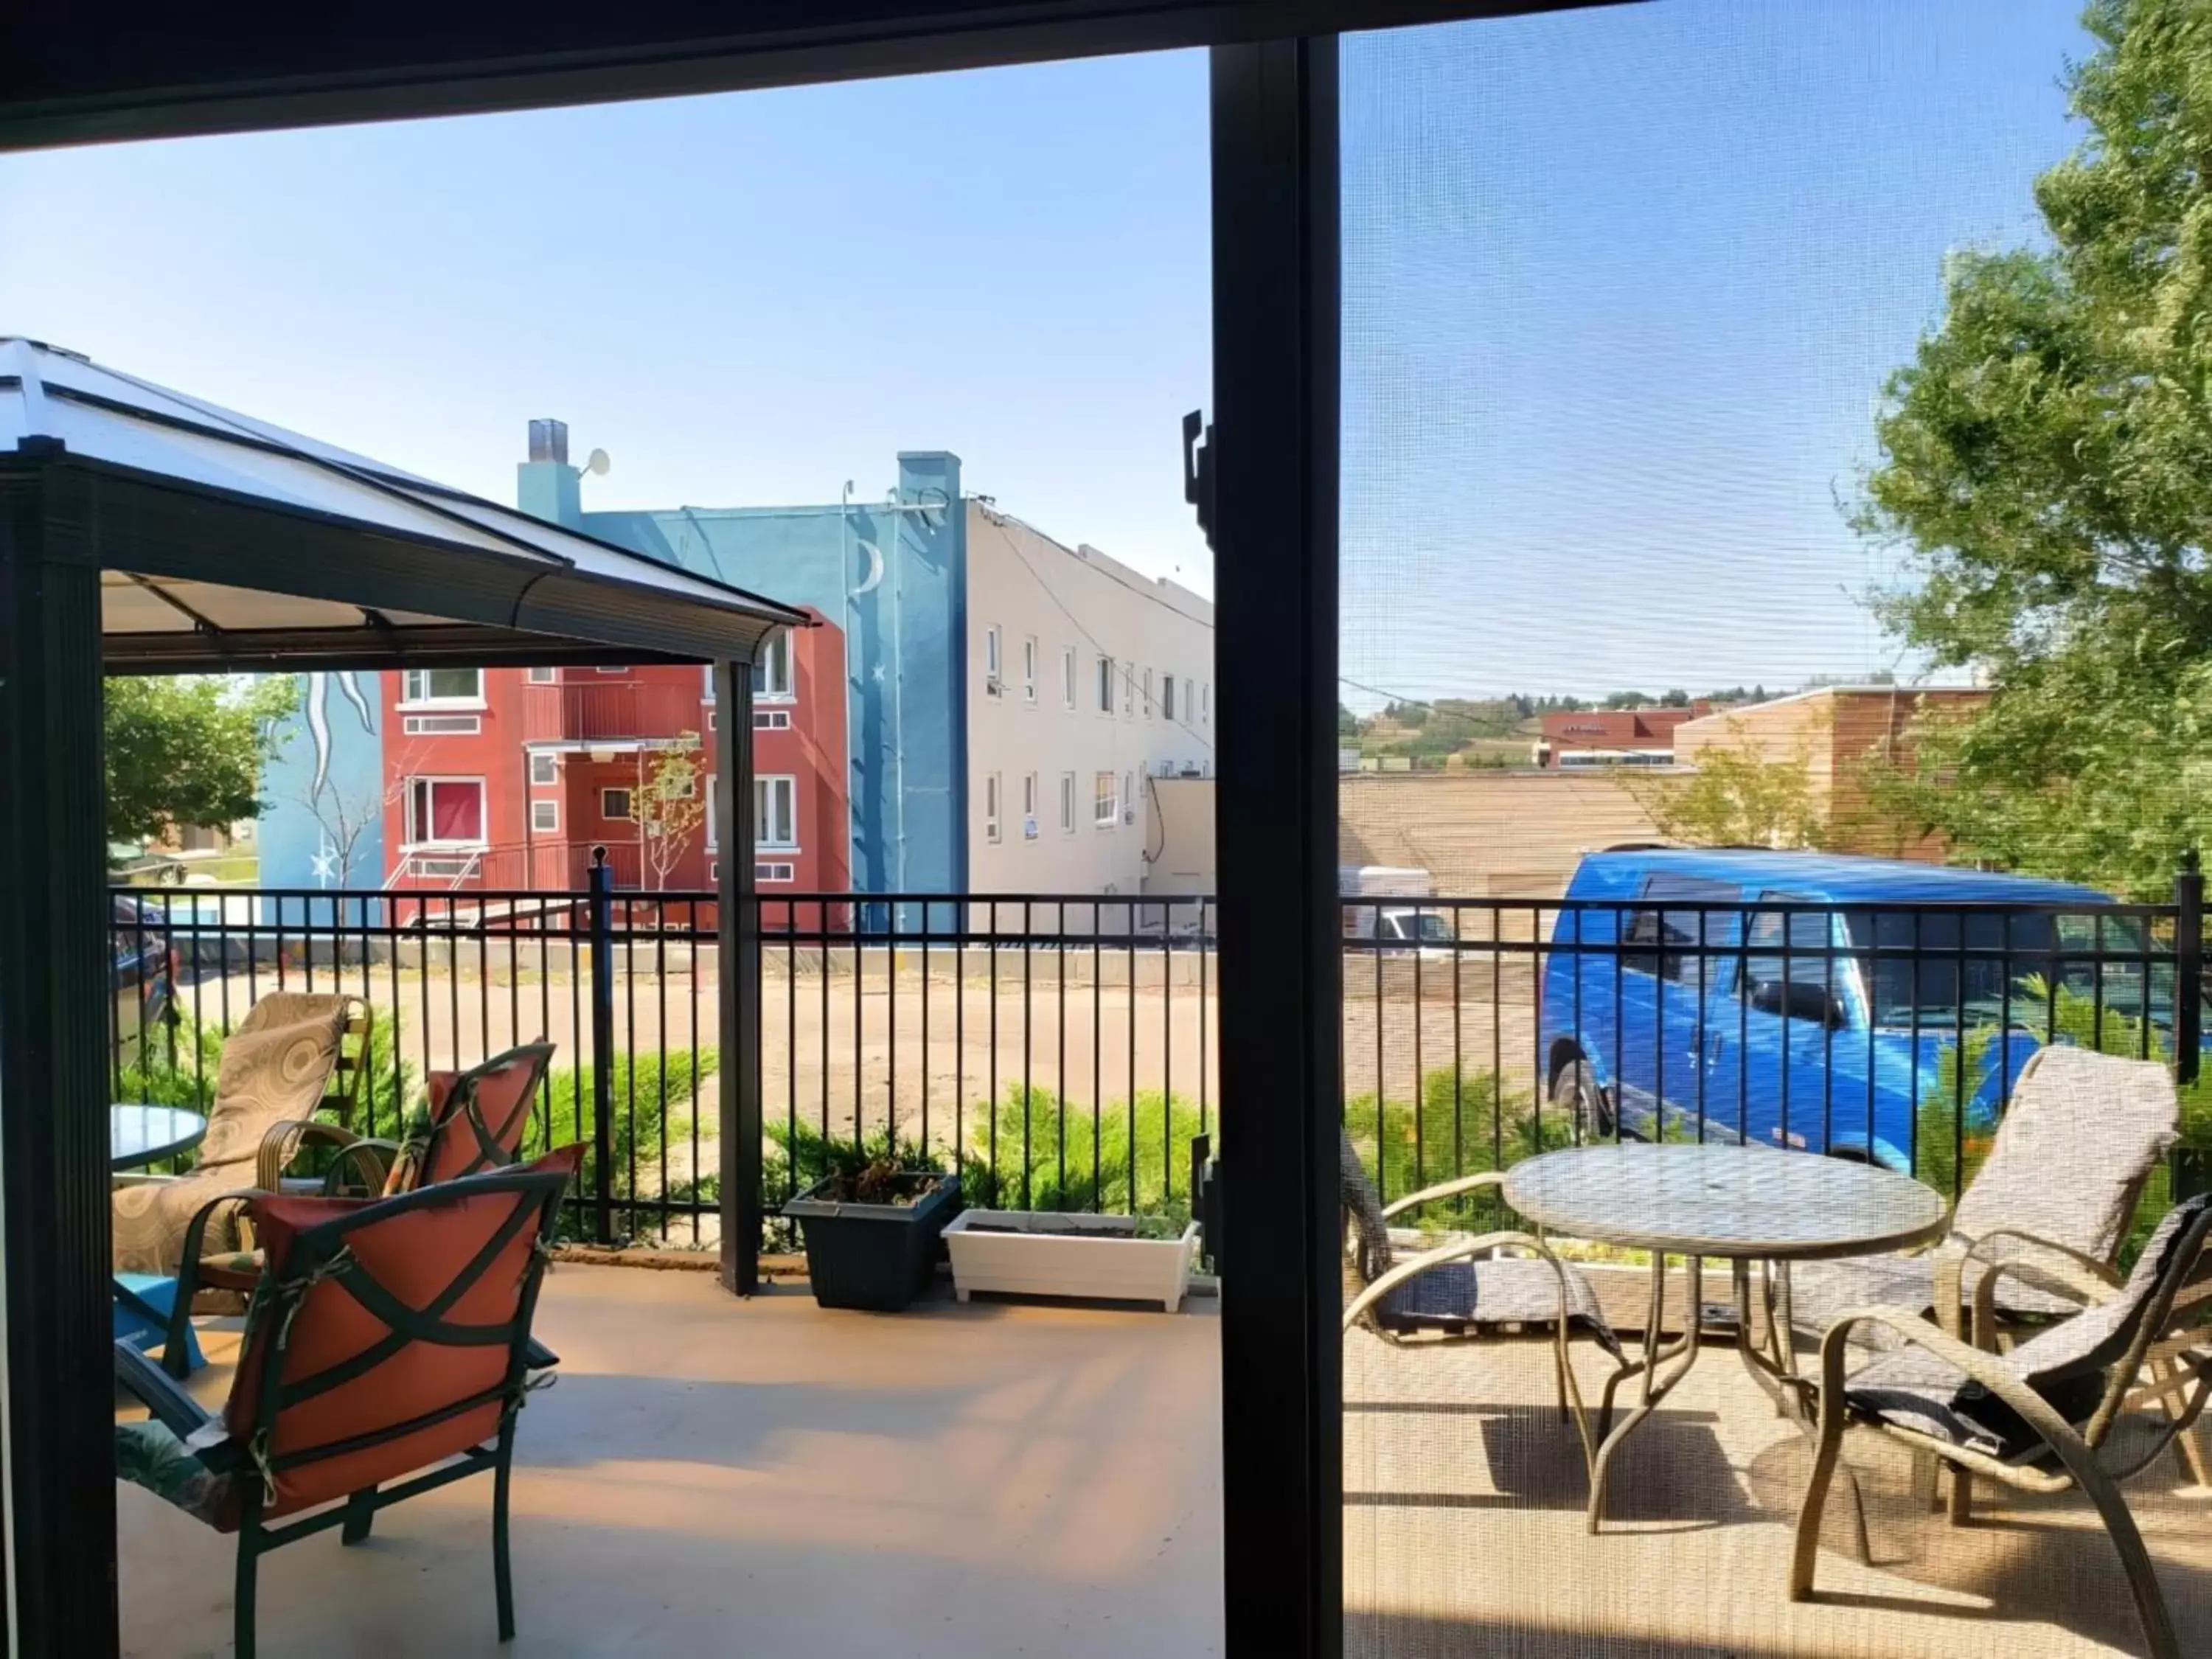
587, 846, 617, 1243
2177, 849, 2202, 1086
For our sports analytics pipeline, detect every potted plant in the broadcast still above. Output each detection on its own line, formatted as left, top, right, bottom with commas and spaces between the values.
943, 1208, 1201, 1312
782, 1141, 961, 1311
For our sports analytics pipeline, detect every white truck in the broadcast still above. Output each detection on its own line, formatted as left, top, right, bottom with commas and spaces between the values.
1339, 866, 1455, 949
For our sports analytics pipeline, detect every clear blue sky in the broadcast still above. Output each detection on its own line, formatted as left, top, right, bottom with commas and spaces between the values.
1, 1, 2095, 702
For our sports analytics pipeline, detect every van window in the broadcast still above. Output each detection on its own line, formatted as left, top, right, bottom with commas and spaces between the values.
1622, 874, 1738, 983
1846, 908, 2059, 1029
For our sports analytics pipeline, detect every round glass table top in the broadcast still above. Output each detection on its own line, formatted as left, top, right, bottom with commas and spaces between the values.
1502, 1143, 1950, 1261
109, 1104, 209, 1172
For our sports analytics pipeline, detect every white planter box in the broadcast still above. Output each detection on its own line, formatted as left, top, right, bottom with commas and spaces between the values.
943, 1211, 1201, 1312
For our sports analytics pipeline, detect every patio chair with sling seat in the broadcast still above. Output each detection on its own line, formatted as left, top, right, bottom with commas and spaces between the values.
1789, 1193, 2212, 1659
1339, 1127, 1630, 1478
113, 1146, 581, 1659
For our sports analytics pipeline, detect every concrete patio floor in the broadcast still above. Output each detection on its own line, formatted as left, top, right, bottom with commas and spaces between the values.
1346, 1313, 2212, 1658
117, 1266, 1225, 1658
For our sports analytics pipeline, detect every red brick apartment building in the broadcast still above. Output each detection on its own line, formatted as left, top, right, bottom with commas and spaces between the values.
1536, 704, 1712, 768
380, 608, 848, 897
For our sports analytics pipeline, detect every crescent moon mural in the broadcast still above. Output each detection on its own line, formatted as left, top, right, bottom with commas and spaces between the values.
852, 538, 884, 597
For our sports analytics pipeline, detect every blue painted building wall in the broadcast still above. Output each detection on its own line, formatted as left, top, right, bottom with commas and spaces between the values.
258, 669, 386, 921
258, 449, 970, 901
580, 452, 969, 896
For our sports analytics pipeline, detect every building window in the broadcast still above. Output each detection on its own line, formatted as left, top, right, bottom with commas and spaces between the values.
752, 708, 791, 730
1123, 669, 1133, 717
1022, 636, 1037, 704
706, 773, 718, 851
526, 666, 556, 684
1060, 771, 1077, 834
399, 668, 482, 706
751, 630, 792, 700
1096, 655, 1114, 714
1124, 771, 1135, 823
403, 777, 485, 846
1162, 674, 1177, 721
754, 861, 796, 884
1142, 667, 1154, 717
401, 714, 481, 736
709, 862, 719, 884
1185, 678, 1197, 723
984, 771, 1002, 844
600, 787, 633, 822
984, 625, 1003, 696
755, 776, 797, 848
530, 800, 559, 833
528, 753, 558, 787
1022, 772, 1039, 840
595, 665, 627, 675
1093, 771, 1117, 827
1062, 647, 1077, 709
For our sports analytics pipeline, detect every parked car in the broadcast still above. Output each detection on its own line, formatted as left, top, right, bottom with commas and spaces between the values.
113, 894, 180, 1066
1538, 848, 2168, 1169
1340, 865, 1456, 953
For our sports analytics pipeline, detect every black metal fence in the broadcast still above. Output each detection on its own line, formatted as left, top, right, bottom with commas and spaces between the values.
109, 866, 2205, 1256
109, 872, 1218, 1249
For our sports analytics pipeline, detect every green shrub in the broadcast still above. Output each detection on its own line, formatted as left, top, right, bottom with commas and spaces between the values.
957, 1086, 1206, 1227
525, 1047, 719, 1241
1341, 1065, 1570, 1233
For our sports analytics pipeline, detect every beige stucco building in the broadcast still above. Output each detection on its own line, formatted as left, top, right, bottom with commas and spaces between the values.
964, 505, 1214, 897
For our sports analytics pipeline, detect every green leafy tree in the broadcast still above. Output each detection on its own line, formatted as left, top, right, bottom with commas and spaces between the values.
1624, 715, 1831, 849
104, 675, 297, 849
1857, 1, 2212, 897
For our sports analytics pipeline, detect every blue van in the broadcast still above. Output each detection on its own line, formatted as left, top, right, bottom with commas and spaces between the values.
1538, 848, 2151, 1170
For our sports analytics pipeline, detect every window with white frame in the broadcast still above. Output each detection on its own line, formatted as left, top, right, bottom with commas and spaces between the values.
1142, 667, 1154, 717
984, 625, 1003, 695
1123, 771, 1135, 822
399, 668, 482, 706
1122, 668, 1133, 717
754, 776, 797, 848
1093, 771, 1117, 827
1096, 655, 1115, 713
1185, 678, 1197, 723
1062, 647, 1077, 709
1162, 673, 1177, 721
596, 665, 627, 675
754, 861, 795, 884
984, 772, 1002, 843
528, 753, 558, 787
701, 663, 715, 702
402, 777, 486, 846
706, 773, 718, 851
530, 799, 559, 833
600, 787, 633, 822
1203, 682, 1211, 722
526, 666, 556, 684
1060, 771, 1077, 834
751, 630, 792, 700
1022, 772, 1039, 839
1022, 636, 1037, 703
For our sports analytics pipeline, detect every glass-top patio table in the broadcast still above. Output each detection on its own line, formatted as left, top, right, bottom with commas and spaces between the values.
109, 1104, 209, 1172
1503, 1143, 1950, 1531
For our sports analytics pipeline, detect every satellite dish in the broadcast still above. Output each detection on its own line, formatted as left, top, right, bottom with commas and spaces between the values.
583, 448, 612, 477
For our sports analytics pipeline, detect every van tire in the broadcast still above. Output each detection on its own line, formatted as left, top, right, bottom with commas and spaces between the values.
1551, 1057, 1614, 1144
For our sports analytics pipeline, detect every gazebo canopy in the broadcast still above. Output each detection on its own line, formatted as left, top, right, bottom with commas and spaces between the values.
0, 336, 806, 672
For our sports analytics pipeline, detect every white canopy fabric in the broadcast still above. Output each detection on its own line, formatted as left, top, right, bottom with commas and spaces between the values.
0, 336, 805, 669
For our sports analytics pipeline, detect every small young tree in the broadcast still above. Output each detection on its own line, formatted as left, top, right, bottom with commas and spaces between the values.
1624, 715, 1830, 849
631, 734, 708, 891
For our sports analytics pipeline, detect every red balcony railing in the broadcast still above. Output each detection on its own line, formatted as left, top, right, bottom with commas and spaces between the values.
521, 681, 706, 744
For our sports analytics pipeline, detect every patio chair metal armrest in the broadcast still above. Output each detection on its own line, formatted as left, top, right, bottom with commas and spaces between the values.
1341, 1229, 1562, 1333
166, 1186, 268, 1378
321, 1137, 400, 1196
1378, 1169, 1512, 1221
1817, 1304, 2094, 1467
114, 1338, 214, 1441
1966, 1233, 2125, 1352
524, 1337, 560, 1371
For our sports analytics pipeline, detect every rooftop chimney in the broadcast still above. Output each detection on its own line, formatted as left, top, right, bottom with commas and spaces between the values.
527, 418, 569, 465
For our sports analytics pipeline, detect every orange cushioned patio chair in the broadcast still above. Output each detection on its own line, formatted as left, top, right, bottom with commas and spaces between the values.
114, 1145, 580, 1659
162, 1041, 560, 1377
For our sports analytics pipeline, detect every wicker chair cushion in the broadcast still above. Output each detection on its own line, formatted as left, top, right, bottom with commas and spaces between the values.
1790, 1249, 2085, 1352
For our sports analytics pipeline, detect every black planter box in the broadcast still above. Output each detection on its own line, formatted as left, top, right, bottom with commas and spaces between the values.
783, 1172, 961, 1311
